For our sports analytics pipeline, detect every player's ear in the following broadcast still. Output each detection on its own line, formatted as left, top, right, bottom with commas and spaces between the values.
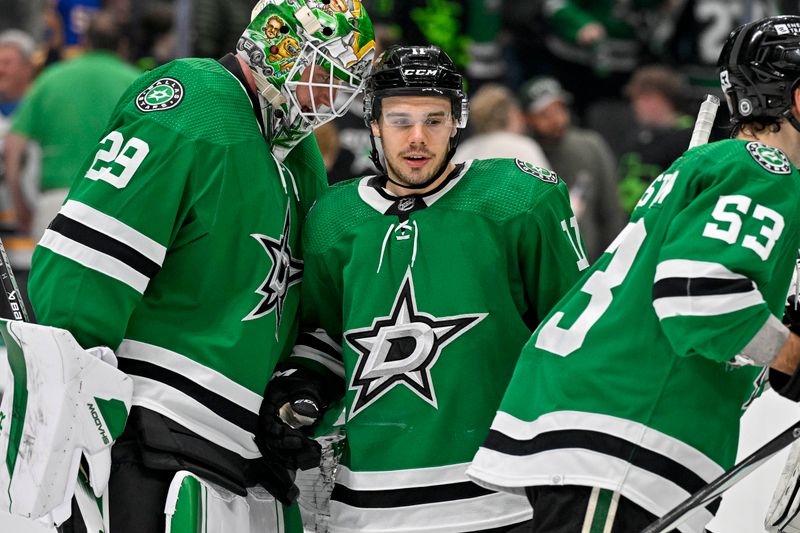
793, 84, 800, 113
371, 120, 380, 137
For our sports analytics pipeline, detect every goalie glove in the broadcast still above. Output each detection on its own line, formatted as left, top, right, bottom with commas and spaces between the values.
255, 365, 335, 471
0, 320, 132, 526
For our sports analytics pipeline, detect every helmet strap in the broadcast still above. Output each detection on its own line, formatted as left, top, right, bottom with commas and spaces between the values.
786, 108, 800, 135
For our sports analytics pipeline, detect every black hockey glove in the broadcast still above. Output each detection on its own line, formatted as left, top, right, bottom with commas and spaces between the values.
770, 295, 800, 401
252, 456, 300, 506
255, 365, 334, 471
784, 294, 800, 335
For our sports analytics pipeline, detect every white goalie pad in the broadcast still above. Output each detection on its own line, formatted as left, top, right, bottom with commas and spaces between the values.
766, 438, 800, 532
0, 320, 133, 526
165, 471, 284, 533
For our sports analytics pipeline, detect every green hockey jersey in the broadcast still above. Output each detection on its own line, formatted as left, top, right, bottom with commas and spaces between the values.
468, 139, 800, 533
288, 159, 587, 532
28, 57, 327, 462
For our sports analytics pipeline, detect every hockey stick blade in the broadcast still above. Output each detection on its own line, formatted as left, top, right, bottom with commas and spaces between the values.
641, 420, 800, 533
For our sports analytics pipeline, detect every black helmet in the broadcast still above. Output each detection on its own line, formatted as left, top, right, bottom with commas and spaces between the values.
718, 16, 800, 128
363, 45, 469, 128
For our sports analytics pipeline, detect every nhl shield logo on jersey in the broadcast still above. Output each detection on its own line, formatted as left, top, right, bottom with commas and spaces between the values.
747, 142, 792, 174
136, 77, 185, 112
243, 205, 303, 330
344, 268, 486, 420
515, 159, 558, 184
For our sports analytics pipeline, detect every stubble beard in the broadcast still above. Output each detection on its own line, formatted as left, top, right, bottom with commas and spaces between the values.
385, 151, 446, 189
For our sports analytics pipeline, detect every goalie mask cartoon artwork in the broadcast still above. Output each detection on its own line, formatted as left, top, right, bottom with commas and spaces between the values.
237, 0, 375, 159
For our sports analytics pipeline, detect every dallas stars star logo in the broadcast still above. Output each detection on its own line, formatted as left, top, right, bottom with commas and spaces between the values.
136, 77, 184, 113
345, 268, 486, 420
243, 205, 303, 330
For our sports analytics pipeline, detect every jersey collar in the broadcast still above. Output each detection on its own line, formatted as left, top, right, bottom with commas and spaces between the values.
357, 161, 471, 216
218, 53, 265, 136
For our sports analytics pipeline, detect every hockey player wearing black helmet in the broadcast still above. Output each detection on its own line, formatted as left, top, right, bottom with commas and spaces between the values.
719, 15, 800, 137
362, 45, 469, 193
466, 16, 800, 533
259, 44, 588, 532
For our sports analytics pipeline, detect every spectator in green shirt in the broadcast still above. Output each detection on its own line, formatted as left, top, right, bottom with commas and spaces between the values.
4, 9, 139, 241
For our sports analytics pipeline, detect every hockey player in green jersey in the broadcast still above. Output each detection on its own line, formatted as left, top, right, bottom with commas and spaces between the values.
3, 1, 376, 532
254, 45, 589, 532
467, 15, 800, 533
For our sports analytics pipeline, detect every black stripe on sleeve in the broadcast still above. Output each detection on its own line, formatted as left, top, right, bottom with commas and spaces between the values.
331, 479, 494, 508
653, 277, 754, 301
117, 358, 258, 433
296, 331, 343, 362
49, 214, 161, 278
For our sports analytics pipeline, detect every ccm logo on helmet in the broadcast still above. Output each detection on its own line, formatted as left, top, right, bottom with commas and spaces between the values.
403, 68, 438, 76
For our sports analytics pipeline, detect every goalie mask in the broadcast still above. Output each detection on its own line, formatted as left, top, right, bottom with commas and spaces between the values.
363, 45, 469, 189
238, 0, 376, 158
718, 15, 800, 133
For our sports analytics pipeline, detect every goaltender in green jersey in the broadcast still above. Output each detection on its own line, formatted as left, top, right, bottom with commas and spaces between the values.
0, 2, 376, 532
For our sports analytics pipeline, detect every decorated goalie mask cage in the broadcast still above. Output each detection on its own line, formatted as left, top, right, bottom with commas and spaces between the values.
238, 0, 376, 157
718, 15, 800, 132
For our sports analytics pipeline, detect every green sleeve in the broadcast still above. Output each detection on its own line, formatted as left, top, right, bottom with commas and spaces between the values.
29, 118, 197, 349
520, 181, 589, 326
9, 77, 46, 140
655, 169, 798, 363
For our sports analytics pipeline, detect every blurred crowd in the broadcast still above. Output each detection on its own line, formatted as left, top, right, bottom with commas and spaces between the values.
0, 0, 799, 292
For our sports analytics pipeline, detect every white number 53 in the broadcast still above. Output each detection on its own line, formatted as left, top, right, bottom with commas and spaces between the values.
85, 131, 150, 189
702, 194, 784, 260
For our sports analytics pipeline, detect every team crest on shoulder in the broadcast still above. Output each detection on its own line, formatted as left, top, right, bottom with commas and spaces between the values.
515, 159, 558, 184
746, 142, 791, 175
136, 78, 184, 113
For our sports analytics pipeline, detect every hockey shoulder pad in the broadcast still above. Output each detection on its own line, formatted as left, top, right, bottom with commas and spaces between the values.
767, 438, 800, 532
0, 320, 133, 526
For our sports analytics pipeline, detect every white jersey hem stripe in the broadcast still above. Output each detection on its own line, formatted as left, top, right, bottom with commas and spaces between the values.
329, 490, 531, 533
117, 339, 262, 412
335, 462, 474, 490
467, 447, 710, 533
490, 411, 722, 481
129, 376, 261, 458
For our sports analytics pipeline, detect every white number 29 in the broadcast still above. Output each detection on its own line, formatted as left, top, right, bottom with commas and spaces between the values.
702, 195, 784, 260
85, 131, 150, 189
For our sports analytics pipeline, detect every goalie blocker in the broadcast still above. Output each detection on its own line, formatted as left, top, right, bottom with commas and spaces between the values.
0, 320, 132, 527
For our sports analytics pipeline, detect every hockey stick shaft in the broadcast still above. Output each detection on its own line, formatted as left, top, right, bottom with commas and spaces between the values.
688, 94, 720, 150
0, 237, 29, 322
641, 420, 800, 533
